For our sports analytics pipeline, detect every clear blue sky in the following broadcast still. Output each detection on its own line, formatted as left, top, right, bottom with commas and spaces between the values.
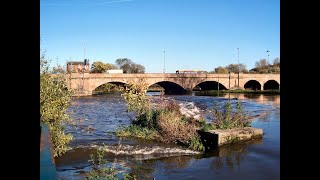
40, 0, 280, 73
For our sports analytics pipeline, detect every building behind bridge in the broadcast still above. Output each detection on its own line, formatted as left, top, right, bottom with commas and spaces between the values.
66, 59, 90, 73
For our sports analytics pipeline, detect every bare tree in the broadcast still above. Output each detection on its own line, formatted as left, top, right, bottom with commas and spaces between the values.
115, 58, 145, 73
214, 66, 229, 74
272, 57, 280, 66
226, 64, 247, 73
255, 59, 269, 68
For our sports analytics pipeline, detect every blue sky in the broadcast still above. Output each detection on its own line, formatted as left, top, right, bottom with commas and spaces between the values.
40, 0, 280, 73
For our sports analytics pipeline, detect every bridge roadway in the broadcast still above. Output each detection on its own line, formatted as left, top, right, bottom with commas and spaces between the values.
63, 73, 280, 96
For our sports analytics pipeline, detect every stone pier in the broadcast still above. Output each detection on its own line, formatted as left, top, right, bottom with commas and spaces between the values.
198, 127, 263, 150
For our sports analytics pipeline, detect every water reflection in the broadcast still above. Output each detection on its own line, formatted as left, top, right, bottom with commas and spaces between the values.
208, 138, 262, 171
126, 160, 157, 179
115, 138, 264, 178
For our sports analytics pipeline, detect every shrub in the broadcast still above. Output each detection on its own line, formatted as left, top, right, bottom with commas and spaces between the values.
121, 78, 150, 116
40, 54, 73, 157
187, 136, 205, 151
155, 105, 204, 145
85, 145, 137, 180
211, 101, 250, 129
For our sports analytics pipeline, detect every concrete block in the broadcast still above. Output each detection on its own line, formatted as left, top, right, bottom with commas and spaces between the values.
198, 127, 263, 150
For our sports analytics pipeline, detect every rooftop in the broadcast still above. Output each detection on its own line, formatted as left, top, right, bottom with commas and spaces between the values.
67, 61, 85, 65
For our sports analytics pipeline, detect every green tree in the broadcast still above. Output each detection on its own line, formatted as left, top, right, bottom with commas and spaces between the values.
91, 61, 118, 73
121, 78, 150, 115
40, 52, 73, 157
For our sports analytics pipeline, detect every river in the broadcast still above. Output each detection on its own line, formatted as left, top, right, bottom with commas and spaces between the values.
55, 92, 280, 180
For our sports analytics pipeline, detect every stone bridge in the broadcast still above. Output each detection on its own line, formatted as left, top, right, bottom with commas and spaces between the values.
63, 73, 280, 96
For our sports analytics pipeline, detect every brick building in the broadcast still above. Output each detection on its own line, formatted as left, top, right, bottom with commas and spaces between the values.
66, 59, 90, 73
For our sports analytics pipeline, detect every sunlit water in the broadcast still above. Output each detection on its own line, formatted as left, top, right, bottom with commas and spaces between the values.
56, 92, 280, 180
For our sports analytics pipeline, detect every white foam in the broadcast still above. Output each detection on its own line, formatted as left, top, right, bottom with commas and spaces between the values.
178, 102, 203, 119
102, 145, 200, 156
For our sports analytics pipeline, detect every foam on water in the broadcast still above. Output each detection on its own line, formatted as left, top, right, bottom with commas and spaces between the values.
62, 143, 200, 162
178, 101, 203, 119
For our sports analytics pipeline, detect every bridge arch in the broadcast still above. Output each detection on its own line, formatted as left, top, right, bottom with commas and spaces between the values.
263, 80, 280, 90
91, 80, 128, 93
193, 81, 227, 91
94, 80, 128, 89
244, 80, 262, 90
92, 81, 127, 94
148, 81, 186, 95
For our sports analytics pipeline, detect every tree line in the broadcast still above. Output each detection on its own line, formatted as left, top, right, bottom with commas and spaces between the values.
89, 57, 280, 74
91, 58, 145, 73
211, 57, 280, 74
51, 57, 279, 74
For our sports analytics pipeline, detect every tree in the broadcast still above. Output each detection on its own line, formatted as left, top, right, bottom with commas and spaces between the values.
226, 64, 247, 73
115, 58, 145, 73
40, 52, 73, 157
91, 61, 118, 73
51, 64, 65, 74
214, 66, 229, 74
115, 58, 132, 67
249, 57, 280, 74
255, 59, 269, 68
105, 63, 118, 70
131, 63, 145, 73
273, 57, 280, 67
121, 78, 150, 115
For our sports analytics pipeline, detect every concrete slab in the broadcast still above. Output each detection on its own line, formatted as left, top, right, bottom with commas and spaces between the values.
198, 127, 263, 150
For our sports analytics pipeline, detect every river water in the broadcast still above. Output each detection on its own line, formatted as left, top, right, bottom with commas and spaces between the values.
55, 92, 280, 180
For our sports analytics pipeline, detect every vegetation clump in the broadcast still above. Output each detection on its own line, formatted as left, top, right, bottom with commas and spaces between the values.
40, 52, 73, 157
209, 101, 250, 130
116, 78, 251, 152
85, 145, 137, 180
116, 79, 204, 151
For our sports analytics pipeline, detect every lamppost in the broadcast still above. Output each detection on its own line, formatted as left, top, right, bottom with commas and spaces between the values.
237, 48, 240, 88
267, 50, 270, 63
163, 50, 166, 73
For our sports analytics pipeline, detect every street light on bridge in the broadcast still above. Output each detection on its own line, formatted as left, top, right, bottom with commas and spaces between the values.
267, 50, 270, 63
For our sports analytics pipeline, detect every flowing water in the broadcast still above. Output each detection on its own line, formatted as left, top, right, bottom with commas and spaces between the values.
55, 92, 280, 180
